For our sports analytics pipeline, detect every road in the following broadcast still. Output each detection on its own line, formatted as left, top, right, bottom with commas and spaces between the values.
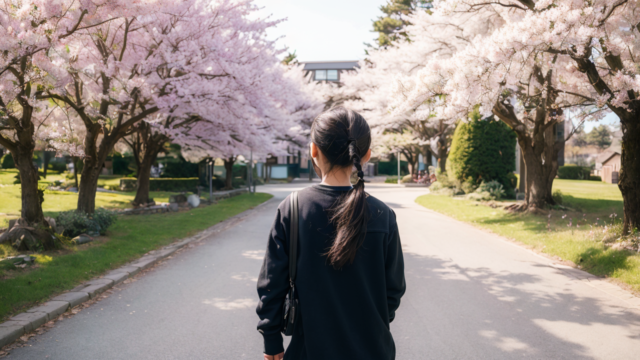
7, 182, 640, 359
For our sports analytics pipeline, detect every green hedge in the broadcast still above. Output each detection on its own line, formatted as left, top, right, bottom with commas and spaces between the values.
119, 178, 200, 192
447, 115, 517, 198
1, 153, 14, 169
378, 160, 409, 176
557, 165, 591, 180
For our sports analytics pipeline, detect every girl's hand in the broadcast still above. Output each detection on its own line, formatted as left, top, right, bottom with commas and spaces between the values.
264, 352, 284, 360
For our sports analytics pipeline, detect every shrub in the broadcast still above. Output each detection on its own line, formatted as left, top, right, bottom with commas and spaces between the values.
119, 178, 199, 192
401, 174, 413, 183
461, 177, 478, 194
385, 176, 398, 184
377, 159, 409, 176
447, 115, 517, 198
1, 153, 14, 169
161, 159, 199, 178
56, 209, 117, 237
557, 165, 591, 180
589, 175, 602, 181
47, 162, 68, 173
552, 189, 564, 205
467, 191, 494, 201
476, 180, 505, 200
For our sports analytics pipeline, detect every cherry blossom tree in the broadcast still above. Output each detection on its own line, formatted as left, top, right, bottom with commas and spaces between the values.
0, 0, 122, 230
342, 8, 504, 173
391, 0, 603, 209
179, 64, 325, 190
43, 0, 289, 212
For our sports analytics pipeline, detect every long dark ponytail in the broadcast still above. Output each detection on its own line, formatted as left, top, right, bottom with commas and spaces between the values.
310, 107, 371, 269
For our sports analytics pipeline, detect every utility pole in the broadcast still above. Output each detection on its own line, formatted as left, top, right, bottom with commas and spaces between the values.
208, 158, 213, 201
248, 149, 253, 194
397, 150, 401, 184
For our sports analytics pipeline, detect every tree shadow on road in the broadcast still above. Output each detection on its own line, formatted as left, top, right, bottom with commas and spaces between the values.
395, 252, 640, 359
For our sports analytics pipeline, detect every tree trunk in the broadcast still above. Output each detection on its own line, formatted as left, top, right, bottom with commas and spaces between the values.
14, 150, 44, 225
437, 144, 447, 173
77, 156, 101, 214
77, 125, 111, 214
518, 131, 560, 210
224, 157, 235, 190
132, 134, 166, 207
73, 157, 80, 189
619, 118, 640, 234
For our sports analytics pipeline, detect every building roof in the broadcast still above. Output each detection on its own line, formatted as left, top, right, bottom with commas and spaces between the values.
599, 151, 620, 165
301, 61, 360, 71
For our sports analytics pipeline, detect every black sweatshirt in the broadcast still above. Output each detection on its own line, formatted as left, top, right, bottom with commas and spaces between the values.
256, 184, 406, 359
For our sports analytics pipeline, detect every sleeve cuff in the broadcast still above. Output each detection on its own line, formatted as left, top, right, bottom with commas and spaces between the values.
263, 331, 284, 355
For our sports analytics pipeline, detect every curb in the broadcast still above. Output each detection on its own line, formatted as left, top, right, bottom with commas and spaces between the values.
0, 195, 276, 349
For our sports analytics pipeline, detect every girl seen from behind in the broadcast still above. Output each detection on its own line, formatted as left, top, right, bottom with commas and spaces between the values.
256, 107, 406, 360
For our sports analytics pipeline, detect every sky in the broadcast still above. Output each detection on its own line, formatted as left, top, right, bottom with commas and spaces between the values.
253, 0, 621, 132
254, 0, 387, 62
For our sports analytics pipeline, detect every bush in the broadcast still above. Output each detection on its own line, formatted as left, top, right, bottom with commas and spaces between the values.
461, 177, 478, 194
552, 189, 564, 205
47, 162, 67, 173
377, 159, 409, 176
557, 165, 591, 180
1, 153, 14, 169
447, 115, 517, 198
401, 174, 413, 183
476, 180, 505, 200
56, 209, 117, 237
589, 175, 602, 181
467, 191, 494, 201
161, 159, 199, 178
119, 177, 200, 192
385, 176, 398, 184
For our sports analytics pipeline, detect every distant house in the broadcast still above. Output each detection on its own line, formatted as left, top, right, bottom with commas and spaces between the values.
263, 61, 369, 182
600, 152, 621, 184
301, 60, 359, 83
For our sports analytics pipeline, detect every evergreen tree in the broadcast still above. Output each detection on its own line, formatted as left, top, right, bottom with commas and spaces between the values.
587, 125, 613, 150
371, 0, 431, 47
447, 116, 517, 198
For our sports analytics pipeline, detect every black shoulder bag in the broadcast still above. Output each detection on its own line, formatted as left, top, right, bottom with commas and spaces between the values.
282, 191, 299, 336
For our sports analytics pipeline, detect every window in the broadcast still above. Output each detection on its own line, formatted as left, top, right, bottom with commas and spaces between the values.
315, 69, 339, 81
315, 70, 327, 81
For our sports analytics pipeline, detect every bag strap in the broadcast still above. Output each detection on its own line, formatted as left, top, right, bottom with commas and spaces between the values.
289, 191, 299, 283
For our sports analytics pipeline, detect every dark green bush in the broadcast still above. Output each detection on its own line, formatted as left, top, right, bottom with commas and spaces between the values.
378, 160, 409, 176
552, 190, 564, 205
47, 162, 67, 173
161, 159, 199, 178
56, 208, 117, 237
589, 175, 602, 181
119, 178, 200, 192
447, 115, 517, 198
557, 165, 591, 180
1, 153, 14, 169
112, 154, 134, 175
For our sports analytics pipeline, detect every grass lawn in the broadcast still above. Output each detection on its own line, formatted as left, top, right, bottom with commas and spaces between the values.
417, 179, 640, 292
0, 192, 272, 321
0, 169, 203, 227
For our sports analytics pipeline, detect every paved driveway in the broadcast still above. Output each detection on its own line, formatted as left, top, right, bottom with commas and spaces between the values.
7, 182, 640, 359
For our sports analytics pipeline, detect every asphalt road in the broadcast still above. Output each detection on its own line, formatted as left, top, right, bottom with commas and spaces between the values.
7, 182, 640, 359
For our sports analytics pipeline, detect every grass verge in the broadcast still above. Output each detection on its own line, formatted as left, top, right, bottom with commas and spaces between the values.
0, 192, 272, 320
416, 182, 640, 292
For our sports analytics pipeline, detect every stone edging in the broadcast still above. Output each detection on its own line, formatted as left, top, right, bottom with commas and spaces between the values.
0, 195, 275, 349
